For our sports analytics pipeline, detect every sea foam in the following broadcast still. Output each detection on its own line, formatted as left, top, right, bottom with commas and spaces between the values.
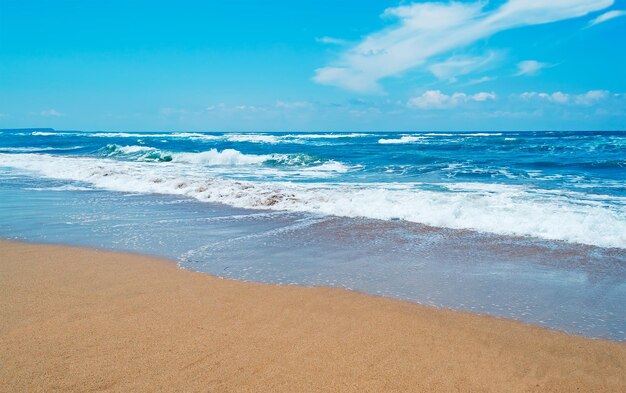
378, 136, 427, 144
2, 152, 625, 249
98, 145, 350, 172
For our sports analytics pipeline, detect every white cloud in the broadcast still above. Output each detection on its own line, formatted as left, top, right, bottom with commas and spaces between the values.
472, 91, 497, 102
408, 91, 454, 109
587, 10, 626, 27
549, 92, 570, 104
407, 90, 496, 109
515, 60, 550, 76
575, 90, 610, 105
520, 90, 609, 105
521, 92, 570, 103
40, 109, 63, 117
429, 52, 499, 81
160, 107, 187, 116
276, 100, 313, 109
314, 0, 612, 93
234, 105, 265, 111
206, 104, 225, 112
464, 76, 495, 86
316, 36, 348, 45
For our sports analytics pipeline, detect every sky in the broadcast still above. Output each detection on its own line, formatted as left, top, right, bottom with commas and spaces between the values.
1, 0, 625, 132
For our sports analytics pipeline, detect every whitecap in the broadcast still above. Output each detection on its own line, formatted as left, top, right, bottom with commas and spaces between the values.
225, 134, 280, 144
31, 131, 59, 136
285, 133, 371, 139
0, 146, 83, 153
463, 133, 503, 137
25, 185, 93, 192
3, 153, 625, 249
173, 149, 269, 165
378, 136, 426, 144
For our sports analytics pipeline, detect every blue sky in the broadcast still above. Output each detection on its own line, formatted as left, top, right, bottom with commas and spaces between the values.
1, 0, 625, 131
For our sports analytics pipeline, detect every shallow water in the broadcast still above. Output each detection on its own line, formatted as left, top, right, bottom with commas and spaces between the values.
1, 130, 625, 248
1, 173, 624, 340
1, 130, 625, 339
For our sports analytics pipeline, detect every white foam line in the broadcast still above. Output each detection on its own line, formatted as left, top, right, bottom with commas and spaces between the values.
1, 153, 625, 249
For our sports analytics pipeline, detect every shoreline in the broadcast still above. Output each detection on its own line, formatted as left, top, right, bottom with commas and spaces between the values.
1, 239, 625, 392
4, 236, 623, 342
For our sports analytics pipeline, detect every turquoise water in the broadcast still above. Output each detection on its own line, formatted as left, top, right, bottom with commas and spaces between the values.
0, 130, 624, 339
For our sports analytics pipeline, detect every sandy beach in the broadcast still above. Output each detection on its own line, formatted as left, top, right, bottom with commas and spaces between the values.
1, 240, 624, 392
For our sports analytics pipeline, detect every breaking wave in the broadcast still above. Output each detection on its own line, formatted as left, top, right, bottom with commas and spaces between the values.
97, 144, 350, 171
378, 136, 427, 144
23, 131, 372, 144
2, 152, 625, 249
0, 146, 83, 153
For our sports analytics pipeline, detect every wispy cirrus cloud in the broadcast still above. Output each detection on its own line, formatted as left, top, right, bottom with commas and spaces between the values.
587, 10, 626, 27
464, 76, 495, 86
40, 109, 63, 117
515, 60, 550, 76
407, 90, 496, 109
314, 0, 613, 93
429, 52, 500, 81
159, 107, 188, 116
316, 36, 349, 46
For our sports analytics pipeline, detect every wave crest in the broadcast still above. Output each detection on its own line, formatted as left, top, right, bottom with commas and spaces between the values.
97, 145, 352, 173
378, 136, 426, 144
100, 144, 173, 162
2, 153, 625, 249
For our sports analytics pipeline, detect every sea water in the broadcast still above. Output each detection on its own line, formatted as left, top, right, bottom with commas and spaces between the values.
0, 130, 624, 339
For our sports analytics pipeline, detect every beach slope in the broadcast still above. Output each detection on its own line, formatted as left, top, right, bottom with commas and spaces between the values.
1, 240, 624, 392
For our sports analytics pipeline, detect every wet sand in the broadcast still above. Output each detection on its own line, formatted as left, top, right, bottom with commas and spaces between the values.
1, 240, 625, 392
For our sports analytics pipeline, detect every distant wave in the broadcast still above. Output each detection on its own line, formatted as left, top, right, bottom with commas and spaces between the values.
378, 133, 504, 144
23, 131, 505, 145
224, 134, 282, 144
25, 185, 93, 192
462, 133, 503, 137
421, 133, 503, 137
225, 133, 373, 144
378, 136, 426, 144
0, 146, 83, 153
26, 131, 222, 140
284, 133, 371, 139
92, 132, 221, 140
25, 131, 369, 144
2, 152, 625, 249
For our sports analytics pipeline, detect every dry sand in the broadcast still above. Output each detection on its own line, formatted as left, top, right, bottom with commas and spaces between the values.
1, 240, 625, 392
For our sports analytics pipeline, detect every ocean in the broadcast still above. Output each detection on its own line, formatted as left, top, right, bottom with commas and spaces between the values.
0, 130, 624, 339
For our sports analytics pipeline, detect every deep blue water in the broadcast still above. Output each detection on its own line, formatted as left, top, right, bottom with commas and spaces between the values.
0, 129, 624, 339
